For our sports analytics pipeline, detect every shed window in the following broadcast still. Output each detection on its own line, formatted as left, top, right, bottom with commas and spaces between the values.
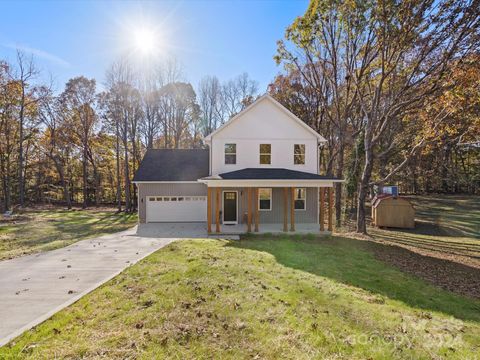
294, 188, 306, 210
294, 144, 305, 165
259, 144, 271, 165
225, 143, 236, 164
258, 188, 272, 211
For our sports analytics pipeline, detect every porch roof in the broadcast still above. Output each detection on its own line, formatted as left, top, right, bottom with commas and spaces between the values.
198, 168, 342, 187
219, 168, 338, 180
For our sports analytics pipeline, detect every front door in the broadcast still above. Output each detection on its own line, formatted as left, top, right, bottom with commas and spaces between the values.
223, 191, 237, 224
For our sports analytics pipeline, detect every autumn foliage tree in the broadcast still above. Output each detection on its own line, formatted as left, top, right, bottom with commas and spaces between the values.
274, 0, 480, 233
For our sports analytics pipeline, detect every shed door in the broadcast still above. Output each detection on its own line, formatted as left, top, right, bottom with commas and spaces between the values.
146, 196, 207, 222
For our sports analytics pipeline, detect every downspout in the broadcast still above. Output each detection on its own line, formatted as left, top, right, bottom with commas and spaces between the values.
209, 136, 213, 176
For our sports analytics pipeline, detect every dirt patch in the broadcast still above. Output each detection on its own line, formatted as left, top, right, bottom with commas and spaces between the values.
368, 242, 480, 299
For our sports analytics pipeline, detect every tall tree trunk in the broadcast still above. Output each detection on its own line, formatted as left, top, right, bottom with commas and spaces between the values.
1, 159, 11, 212
55, 163, 72, 209
334, 141, 345, 228
123, 141, 131, 212
82, 146, 88, 209
356, 130, 374, 234
115, 123, 122, 212
131, 139, 138, 210
18, 91, 25, 208
90, 160, 100, 206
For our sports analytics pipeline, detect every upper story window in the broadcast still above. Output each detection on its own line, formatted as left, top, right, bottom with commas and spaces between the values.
294, 144, 305, 165
294, 188, 306, 210
259, 144, 271, 165
225, 143, 236, 164
258, 188, 272, 210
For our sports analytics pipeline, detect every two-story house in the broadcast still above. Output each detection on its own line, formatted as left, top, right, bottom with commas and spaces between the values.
133, 94, 341, 234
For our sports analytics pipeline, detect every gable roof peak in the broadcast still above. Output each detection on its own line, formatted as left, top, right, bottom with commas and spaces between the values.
204, 93, 326, 143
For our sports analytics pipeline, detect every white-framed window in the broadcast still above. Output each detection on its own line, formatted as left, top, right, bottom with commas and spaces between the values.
294, 188, 306, 210
258, 188, 272, 211
149, 197, 156, 201
225, 143, 236, 164
294, 144, 305, 165
259, 144, 271, 165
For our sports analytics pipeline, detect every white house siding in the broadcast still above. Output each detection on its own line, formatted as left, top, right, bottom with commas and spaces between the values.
137, 183, 207, 223
210, 98, 319, 175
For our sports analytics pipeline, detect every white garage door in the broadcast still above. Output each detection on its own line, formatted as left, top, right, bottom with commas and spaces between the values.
146, 196, 207, 222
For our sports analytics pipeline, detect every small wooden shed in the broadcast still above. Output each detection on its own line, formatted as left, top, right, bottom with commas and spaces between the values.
371, 195, 415, 229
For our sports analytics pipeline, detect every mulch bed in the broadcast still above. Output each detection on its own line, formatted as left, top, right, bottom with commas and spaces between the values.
368, 241, 480, 300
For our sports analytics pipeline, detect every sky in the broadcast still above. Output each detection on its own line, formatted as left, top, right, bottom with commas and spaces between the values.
0, 0, 308, 93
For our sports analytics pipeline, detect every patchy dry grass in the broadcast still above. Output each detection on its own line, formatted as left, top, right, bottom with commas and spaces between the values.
341, 195, 480, 270
1, 237, 479, 359
0, 209, 137, 260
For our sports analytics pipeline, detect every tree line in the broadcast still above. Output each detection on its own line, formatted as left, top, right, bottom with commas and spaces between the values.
272, 0, 479, 232
1, 0, 479, 234
0, 53, 258, 213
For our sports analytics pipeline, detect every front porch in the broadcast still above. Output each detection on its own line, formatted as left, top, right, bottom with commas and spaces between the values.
204, 185, 335, 235
199, 168, 340, 235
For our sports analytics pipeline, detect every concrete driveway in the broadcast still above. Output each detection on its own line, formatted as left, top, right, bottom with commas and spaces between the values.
0, 227, 175, 347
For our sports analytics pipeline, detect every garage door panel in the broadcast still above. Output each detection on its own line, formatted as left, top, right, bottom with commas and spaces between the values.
146, 196, 207, 222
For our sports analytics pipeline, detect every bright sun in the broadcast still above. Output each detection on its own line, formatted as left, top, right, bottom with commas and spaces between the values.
133, 28, 157, 55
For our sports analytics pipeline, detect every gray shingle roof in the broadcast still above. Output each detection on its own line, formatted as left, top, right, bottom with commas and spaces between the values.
218, 168, 339, 180
133, 149, 209, 182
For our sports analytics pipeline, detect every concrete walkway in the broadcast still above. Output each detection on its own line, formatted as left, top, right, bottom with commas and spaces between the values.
0, 227, 175, 347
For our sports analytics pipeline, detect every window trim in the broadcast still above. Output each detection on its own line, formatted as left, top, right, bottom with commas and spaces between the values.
259, 144, 271, 165
294, 144, 306, 165
294, 187, 306, 211
258, 188, 272, 211
224, 143, 237, 165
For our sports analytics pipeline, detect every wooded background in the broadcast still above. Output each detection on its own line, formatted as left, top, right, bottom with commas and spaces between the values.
1, 0, 479, 233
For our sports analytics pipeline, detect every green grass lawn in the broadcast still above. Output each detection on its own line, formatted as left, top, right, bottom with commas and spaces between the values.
0, 209, 137, 260
2, 236, 479, 359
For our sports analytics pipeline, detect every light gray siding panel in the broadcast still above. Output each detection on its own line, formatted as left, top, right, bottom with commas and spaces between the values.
138, 184, 318, 225
137, 183, 207, 223
209, 187, 318, 225
258, 187, 317, 224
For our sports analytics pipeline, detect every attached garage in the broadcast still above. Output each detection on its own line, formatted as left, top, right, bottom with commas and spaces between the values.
133, 149, 210, 224
146, 196, 207, 222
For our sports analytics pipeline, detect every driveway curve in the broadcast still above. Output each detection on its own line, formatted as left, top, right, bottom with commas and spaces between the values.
0, 227, 174, 347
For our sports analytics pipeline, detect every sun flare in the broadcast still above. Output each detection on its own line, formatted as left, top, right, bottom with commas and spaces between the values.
132, 27, 157, 55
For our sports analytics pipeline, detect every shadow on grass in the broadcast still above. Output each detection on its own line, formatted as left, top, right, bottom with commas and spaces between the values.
229, 235, 480, 323
370, 229, 480, 262
407, 195, 480, 239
